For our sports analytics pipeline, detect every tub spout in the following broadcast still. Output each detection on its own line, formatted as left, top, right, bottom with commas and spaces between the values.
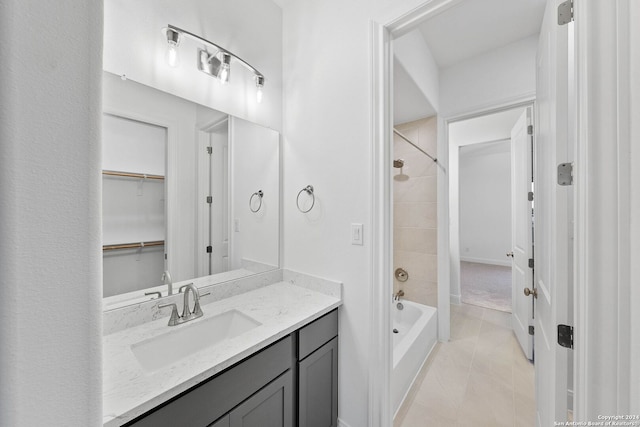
394, 290, 405, 301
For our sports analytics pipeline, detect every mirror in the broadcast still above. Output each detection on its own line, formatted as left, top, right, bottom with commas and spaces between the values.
102, 0, 282, 309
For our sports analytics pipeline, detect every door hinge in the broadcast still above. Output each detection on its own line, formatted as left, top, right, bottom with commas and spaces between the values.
527, 125, 533, 135
528, 258, 534, 269
528, 325, 535, 335
558, 0, 574, 25
557, 324, 574, 349
206, 146, 213, 155
557, 163, 573, 186
528, 191, 534, 201
206, 246, 212, 253
206, 196, 213, 204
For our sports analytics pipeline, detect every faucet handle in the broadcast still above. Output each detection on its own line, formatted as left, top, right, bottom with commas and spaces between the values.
159, 303, 180, 326
191, 291, 210, 318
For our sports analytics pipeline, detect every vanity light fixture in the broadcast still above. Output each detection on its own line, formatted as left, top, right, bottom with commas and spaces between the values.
255, 75, 264, 103
163, 24, 265, 99
164, 28, 181, 68
218, 52, 231, 84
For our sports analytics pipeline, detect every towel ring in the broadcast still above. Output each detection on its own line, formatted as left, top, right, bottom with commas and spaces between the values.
296, 185, 315, 213
249, 190, 264, 213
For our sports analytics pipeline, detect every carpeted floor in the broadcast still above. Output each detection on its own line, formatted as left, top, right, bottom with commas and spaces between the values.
460, 261, 512, 312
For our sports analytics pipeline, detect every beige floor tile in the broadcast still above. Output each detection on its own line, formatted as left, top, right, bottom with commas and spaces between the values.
399, 401, 459, 427
394, 304, 535, 427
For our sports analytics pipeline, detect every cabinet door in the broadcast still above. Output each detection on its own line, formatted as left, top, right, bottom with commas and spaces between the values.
229, 370, 293, 427
298, 337, 338, 427
209, 415, 229, 427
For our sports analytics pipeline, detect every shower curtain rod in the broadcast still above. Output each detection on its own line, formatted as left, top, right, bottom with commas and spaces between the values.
393, 128, 437, 163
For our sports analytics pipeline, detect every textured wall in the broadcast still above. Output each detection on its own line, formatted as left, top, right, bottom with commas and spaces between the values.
0, 0, 103, 425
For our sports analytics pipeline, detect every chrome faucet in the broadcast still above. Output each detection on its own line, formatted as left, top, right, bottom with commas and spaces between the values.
159, 283, 210, 326
179, 283, 204, 320
161, 270, 173, 296
394, 290, 405, 301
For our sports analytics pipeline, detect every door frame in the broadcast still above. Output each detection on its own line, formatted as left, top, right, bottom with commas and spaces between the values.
371, 1, 639, 425
370, 2, 463, 424
572, 0, 639, 419
445, 100, 535, 310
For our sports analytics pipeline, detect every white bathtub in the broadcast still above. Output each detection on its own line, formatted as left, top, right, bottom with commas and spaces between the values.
391, 300, 438, 417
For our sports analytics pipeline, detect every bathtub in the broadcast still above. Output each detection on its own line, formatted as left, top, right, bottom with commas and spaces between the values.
391, 300, 438, 417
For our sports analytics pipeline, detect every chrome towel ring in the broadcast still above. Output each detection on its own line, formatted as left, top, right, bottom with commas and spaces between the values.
249, 190, 264, 213
296, 185, 315, 213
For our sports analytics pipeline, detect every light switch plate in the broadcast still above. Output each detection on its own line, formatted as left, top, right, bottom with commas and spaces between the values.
351, 223, 363, 245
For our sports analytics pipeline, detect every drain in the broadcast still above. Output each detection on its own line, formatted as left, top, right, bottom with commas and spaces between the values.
393, 328, 399, 334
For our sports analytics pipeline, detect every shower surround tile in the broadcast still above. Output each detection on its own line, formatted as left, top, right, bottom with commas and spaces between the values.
394, 116, 438, 308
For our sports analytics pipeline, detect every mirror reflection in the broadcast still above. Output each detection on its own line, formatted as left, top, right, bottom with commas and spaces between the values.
102, 72, 280, 309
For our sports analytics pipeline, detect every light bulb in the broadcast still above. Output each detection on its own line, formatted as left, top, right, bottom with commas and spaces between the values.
166, 43, 179, 67
217, 53, 231, 84
255, 75, 265, 104
165, 29, 181, 68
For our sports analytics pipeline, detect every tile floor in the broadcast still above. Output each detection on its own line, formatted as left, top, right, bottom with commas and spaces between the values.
394, 303, 535, 427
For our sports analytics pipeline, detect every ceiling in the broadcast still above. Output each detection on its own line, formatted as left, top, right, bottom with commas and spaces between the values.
394, 0, 545, 124
418, 0, 546, 69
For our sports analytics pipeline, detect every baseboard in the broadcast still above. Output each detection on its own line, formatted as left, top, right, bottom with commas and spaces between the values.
460, 256, 511, 267
338, 418, 353, 427
450, 294, 461, 305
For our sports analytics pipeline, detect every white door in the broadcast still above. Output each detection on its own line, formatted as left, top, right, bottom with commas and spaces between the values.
511, 108, 534, 360
534, 0, 572, 425
209, 131, 230, 274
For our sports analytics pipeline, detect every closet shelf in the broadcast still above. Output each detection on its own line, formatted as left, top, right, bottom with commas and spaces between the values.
103, 240, 165, 251
102, 170, 164, 180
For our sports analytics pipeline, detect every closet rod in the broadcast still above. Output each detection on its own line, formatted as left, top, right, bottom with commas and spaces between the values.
103, 240, 165, 251
393, 128, 437, 163
102, 170, 165, 180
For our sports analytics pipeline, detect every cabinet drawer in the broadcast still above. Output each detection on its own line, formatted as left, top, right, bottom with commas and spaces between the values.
298, 310, 338, 360
126, 336, 292, 427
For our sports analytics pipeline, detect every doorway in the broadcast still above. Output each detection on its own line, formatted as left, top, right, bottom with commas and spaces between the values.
374, 0, 546, 424
452, 107, 530, 314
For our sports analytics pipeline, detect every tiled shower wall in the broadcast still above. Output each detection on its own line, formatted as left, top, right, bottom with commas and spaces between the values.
393, 116, 438, 307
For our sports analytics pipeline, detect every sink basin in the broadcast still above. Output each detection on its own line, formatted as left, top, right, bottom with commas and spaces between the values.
131, 309, 262, 372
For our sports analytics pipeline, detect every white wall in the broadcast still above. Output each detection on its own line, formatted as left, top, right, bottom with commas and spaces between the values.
449, 107, 526, 146
459, 141, 511, 266
283, 1, 380, 425
103, 0, 283, 132
230, 117, 280, 270
440, 35, 538, 116
282, 1, 444, 425
0, 1, 103, 425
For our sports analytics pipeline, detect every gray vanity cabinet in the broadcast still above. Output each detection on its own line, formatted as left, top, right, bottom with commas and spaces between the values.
208, 371, 292, 427
124, 309, 338, 427
125, 337, 291, 427
229, 370, 293, 427
209, 416, 230, 427
297, 310, 339, 427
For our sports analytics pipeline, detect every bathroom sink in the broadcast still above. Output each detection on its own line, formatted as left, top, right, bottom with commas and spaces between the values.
131, 309, 262, 372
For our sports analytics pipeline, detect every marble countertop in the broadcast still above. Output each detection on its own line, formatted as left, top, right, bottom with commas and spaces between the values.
103, 280, 341, 426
